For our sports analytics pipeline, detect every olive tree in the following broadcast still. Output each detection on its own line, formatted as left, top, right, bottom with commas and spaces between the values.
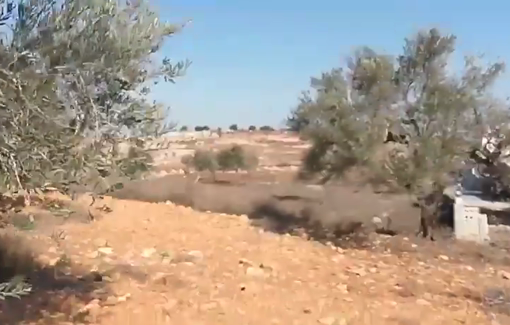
290, 28, 507, 198
0, 0, 190, 300
0, 0, 190, 196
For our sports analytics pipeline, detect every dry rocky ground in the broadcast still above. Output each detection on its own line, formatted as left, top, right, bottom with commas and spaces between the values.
1, 132, 510, 324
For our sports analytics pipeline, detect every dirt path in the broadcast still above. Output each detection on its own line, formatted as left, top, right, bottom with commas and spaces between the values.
1, 196, 510, 325
110, 174, 421, 235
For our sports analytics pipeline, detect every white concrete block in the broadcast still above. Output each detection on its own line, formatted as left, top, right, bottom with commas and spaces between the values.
453, 194, 510, 243
454, 197, 490, 243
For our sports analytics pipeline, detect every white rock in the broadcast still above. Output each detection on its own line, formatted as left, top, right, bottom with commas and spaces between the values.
141, 248, 157, 258
246, 266, 267, 278
97, 247, 113, 255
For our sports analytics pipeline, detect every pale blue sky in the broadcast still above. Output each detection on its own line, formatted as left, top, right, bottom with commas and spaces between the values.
150, 0, 510, 129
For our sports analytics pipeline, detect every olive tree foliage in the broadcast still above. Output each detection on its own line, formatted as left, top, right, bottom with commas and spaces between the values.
289, 28, 507, 196
0, 0, 190, 195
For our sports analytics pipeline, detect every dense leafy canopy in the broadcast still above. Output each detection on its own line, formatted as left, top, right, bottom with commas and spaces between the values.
289, 28, 507, 194
0, 0, 190, 195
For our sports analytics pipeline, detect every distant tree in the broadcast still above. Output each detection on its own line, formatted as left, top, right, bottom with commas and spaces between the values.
180, 126, 188, 131
229, 124, 238, 131
194, 126, 210, 131
181, 149, 218, 180
286, 101, 311, 132
248, 125, 257, 131
216, 145, 259, 171
0, 0, 190, 300
290, 28, 506, 209
0, 0, 191, 197
260, 125, 274, 131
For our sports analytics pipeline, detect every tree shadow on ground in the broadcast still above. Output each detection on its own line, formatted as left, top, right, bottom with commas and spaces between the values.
247, 196, 390, 249
0, 217, 149, 325
246, 193, 455, 249
0, 230, 109, 324
108, 176, 454, 247
107, 176, 510, 266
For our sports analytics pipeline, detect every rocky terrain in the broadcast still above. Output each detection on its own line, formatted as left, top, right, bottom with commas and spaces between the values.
1, 131, 510, 325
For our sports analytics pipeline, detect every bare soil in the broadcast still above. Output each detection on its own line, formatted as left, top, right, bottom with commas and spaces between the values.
0, 194, 510, 325
1, 132, 510, 324
110, 173, 423, 235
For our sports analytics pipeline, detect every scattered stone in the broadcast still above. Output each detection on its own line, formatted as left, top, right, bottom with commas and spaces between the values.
170, 250, 204, 264
416, 298, 431, 306
117, 293, 131, 302
48, 257, 61, 266
141, 248, 157, 258
161, 257, 173, 264
499, 270, 510, 280
246, 266, 267, 278
103, 296, 118, 306
87, 251, 100, 259
371, 216, 383, 228
188, 250, 204, 260
74, 299, 101, 321
97, 247, 113, 255
346, 266, 366, 277
152, 272, 171, 285
239, 258, 254, 266
336, 284, 348, 293
318, 316, 337, 325
438, 255, 449, 261
331, 255, 343, 263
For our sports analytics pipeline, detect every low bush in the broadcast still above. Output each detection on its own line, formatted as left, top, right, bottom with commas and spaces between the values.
259, 125, 274, 131
181, 150, 218, 173
182, 145, 259, 175
216, 145, 259, 171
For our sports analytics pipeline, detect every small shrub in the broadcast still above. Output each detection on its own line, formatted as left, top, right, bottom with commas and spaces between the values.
248, 125, 257, 131
260, 125, 274, 131
181, 149, 218, 173
180, 154, 193, 166
229, 124, 238, 131
194, 126, 210, 131
180, 126, 188, 131
216, 145, 259, 171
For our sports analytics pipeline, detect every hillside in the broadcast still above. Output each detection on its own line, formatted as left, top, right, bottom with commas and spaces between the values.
1, 193, 510, 325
